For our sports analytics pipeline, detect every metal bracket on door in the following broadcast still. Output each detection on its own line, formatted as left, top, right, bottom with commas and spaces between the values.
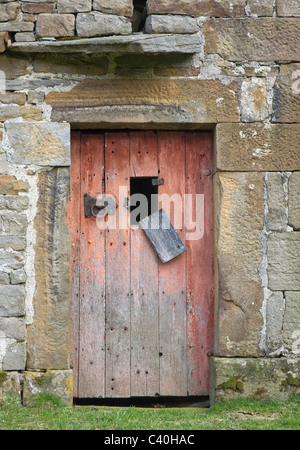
84, 192, 118, 219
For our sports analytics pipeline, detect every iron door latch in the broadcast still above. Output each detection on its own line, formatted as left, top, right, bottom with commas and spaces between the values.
84, 192, 118, 219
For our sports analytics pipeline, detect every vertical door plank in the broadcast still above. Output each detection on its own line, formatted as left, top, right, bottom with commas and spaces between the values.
158, 132, 187, 396
185, 132, 214, 395
79, 133, 106, 398
105, 132, 131, 398
130, 131, 160, 397
67, 131, 81, 398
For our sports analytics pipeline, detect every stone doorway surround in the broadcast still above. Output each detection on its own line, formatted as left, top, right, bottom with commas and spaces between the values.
1, 76, 300, 405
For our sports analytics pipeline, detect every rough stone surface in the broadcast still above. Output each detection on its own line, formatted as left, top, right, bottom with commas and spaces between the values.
265, 172, 288, 232
26, 168, 71, 370
0, 105, 42, 121
0, 285, 25, 317
5, 122, 71, 166
210, 357, 300, 404
0, 92, 26, 105
0, 2, 19, 21
46, 78, 240, 126
267, 232, 300, 290
213, 172, 264, 357
14, 32, 36, 42
273, 63, 300, 123
0, 371, 21, 401
145, 15, 198, 34
283, 292, 300, 355
0, 21, 34, 32
23, 370, 73, 406
277, 0, 300, 17
9, 33, 203, 54
240, 78, 268, 122
146, 0, 246, 17
0, 175, 29, 195
36, 13, 75, 38
265, 291, 285, 355
203, 18, 300, 61
1, 341, 26, 370
93, 0, 133, 17
76, 12, 132, 37
247, 0, 274, 16
288, 172, 300, 230
215, 124, 300, 172
21, 2, 55, 13
0, 317, 25, 341
57, 0, 92, 13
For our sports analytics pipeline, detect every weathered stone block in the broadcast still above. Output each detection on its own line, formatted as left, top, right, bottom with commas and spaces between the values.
210, 357, 300, 404
0, 285, 25, 317
1, 214, 27, 235
5, 122, 71, 166
215, 124, 300, 172
0, 54, 31, 80
32, 53, 109, 77
0, 175, 29, 195
267, 232, 300, 290
0, 272, 9, 284
15, 32, 36, 42
93, 0, 133, 17
0, 31, 8, 52
46, 78, 240, 125
0, 105, 42, 121
213, 172, 264, 357
23, 370, 73, 406
21, 2, 55, 13
10, 268, 26, 285
288, 172, 300, 230
0, 235, 26, 251
273, 63, 300, 123
283, 291, 300, 355
203, 18, 300, 61
2, 341, 26, 370
36, 13, 75, 38
76, 12, 132, 37
277, 0, 300, 16
0, 317, 26, 341
247, 0, 274, 16
57, 0, 91, 13
265, 291, 285, 355
146, 0, 246, 17
0, 371, 21, 401
0, 2, 19, 21
0, 252, 24, 271
0, 21, 34, 32
26, 168, 71, 370
0, 92, 26, 105
145, 14, 198, 34
265, 172, 288, 232
10, 33, 202, 54
0, 195, 29, 211
240, 78, 268, 122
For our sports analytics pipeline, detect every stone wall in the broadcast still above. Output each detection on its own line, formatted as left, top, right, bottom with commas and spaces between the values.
0, 0, 299, 404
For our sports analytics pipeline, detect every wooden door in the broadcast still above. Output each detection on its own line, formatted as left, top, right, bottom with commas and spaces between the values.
68, 131, 214, 399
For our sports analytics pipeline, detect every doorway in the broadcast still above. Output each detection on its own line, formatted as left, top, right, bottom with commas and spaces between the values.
69, 130, 214, 399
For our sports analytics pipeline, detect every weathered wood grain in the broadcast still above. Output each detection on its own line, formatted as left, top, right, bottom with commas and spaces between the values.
79, 133, 106, 398
105, 132, 131, 397
130, 131, 160, 397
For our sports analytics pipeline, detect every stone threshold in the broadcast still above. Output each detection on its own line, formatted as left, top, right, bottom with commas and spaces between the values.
7, 33, 202, 54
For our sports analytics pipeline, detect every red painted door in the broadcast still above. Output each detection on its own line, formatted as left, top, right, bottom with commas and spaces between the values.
68, 131, 214, 399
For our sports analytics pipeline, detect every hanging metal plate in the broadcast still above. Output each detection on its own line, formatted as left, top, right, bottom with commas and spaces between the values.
139, 208, 187, 263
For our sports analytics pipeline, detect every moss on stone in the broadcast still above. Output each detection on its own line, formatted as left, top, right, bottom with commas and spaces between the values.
0, 371, 8, 386
217, 375, 244, 393
282, 373, 300, 387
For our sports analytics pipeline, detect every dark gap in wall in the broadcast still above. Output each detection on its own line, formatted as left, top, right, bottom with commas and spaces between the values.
132, 0, 147, 32
74, 396, 210, 408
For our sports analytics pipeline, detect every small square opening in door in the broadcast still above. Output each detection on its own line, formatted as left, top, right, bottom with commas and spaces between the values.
130, 177, 158, 226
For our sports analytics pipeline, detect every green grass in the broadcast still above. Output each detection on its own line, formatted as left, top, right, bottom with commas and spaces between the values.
0, 394, 300, 430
